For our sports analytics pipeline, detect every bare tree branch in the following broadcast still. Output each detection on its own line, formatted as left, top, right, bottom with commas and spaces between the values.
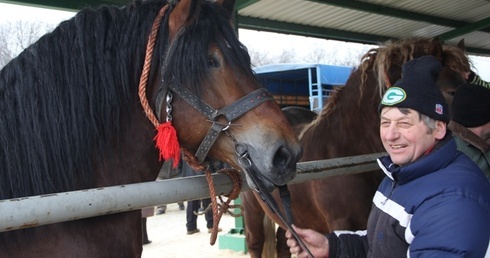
0, 20, 53, 68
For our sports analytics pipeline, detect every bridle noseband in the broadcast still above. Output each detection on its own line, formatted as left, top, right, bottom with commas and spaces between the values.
159, 84, 273, 163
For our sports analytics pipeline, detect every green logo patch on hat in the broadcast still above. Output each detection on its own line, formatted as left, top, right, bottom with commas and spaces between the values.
381, 87, 406, 106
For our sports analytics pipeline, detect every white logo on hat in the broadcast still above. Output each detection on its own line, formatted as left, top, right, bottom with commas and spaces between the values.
435, 104, 444, 115
381, 87, 406, 105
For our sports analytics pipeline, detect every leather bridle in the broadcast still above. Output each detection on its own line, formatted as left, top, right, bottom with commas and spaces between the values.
157, 83, 274, 163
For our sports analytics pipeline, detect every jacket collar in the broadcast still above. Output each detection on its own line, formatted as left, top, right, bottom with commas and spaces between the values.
377, 134, 456, 184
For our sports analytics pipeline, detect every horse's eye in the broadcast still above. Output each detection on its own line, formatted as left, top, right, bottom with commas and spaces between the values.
207, 57, 219, 68
447, 91, 456, 96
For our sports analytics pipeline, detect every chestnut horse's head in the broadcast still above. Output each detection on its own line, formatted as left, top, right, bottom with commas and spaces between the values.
374, 37, 470, 116
149, 0, 302, 191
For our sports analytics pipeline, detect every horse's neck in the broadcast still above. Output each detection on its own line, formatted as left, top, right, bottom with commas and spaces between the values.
300, 71, 383, 160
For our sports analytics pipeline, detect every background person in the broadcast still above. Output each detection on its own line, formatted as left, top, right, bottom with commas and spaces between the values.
450, 82, 490, 180
286, 56, 490, 258
183, 159, 224, 235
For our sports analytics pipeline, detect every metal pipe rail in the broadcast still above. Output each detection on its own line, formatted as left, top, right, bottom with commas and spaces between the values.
0, 152, 384, 232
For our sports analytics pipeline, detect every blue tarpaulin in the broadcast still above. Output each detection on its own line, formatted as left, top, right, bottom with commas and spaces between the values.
253, 63, 354, 111
254, 63, 353, 85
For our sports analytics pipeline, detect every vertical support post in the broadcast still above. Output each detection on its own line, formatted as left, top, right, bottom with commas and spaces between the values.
218, 197, 248, 253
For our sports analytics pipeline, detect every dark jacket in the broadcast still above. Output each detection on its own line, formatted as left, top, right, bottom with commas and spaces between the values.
327, 136, 490, 257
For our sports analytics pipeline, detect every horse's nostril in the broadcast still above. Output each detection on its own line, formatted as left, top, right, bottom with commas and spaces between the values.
273, 146, 292, 170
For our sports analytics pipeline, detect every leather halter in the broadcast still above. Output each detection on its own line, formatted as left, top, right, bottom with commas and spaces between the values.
158, 84, 274, 163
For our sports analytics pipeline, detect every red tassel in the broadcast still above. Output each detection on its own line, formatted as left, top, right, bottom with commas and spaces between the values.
154, 122, 180, 168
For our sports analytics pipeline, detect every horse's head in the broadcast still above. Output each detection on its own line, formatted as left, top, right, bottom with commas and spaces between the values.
375, 37, 470, 116
147, 0, 302, 192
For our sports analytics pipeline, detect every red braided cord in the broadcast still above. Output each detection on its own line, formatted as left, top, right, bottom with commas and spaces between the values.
138, 5, 169, 128
205, 167, 242, 245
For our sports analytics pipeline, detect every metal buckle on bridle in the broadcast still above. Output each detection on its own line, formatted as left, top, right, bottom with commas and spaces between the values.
235, 143, 253, 171
221, 120, 232, 131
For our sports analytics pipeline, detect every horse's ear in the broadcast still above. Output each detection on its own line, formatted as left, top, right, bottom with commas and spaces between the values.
428, 38, 444, 61
457, 39, 465, 51
168, 0, 196, 40
216, 0, 236, 16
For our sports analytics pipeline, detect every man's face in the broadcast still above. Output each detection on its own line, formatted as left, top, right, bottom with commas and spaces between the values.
380, 107, 445, 166
482, 122, 490, 145
470, 121, 490, 145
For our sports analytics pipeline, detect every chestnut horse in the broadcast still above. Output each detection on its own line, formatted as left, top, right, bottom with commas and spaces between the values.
243, 38, 471, 258
0, 0, 302, 257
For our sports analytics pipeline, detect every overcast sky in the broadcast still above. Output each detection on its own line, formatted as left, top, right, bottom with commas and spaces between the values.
1, 2, 489, 80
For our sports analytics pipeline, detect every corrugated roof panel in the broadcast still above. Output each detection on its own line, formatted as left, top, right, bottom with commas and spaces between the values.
383, 0, 489, 22
237, 0, 490, 55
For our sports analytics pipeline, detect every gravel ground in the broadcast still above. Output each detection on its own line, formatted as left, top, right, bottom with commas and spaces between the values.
142, 203, 250, 258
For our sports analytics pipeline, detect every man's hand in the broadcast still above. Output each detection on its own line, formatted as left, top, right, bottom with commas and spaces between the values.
285, 224, 329, 258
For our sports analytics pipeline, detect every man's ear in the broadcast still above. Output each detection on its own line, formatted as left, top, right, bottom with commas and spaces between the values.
434, 121, 447, 140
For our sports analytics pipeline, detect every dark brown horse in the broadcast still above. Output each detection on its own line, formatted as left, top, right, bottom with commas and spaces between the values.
243, 38, 471, 258
0, 0, 302, 257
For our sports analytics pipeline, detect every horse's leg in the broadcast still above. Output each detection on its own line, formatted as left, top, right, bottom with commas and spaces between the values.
276, 227, 291, 258
241, 191, 266, 258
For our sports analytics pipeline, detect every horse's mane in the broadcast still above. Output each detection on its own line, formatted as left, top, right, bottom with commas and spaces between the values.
0, 1, 170, 199
374, 37, 471, 95
161, 1, 253, 96
302, 37, 470, 136
0, 0, 252, 200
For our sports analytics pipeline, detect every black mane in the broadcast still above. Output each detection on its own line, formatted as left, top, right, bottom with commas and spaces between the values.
0, 1, 166, 199
0, 0, 254, 200
161, 1, 253, 96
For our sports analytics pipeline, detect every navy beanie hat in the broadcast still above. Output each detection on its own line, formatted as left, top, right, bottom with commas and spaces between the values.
451, 83, 490, 127
379, 56, 450, 123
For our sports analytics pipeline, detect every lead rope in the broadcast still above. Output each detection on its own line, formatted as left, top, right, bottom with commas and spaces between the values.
182, 149, 243, 245
138, 4, 169, 128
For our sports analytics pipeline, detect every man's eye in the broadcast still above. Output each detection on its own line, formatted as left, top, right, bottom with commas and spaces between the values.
397, 122, 412, 129
381, 121, 390, 127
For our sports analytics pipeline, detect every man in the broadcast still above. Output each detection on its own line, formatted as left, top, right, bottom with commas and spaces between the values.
286, 56, 490, 258
450, 83, 490, 180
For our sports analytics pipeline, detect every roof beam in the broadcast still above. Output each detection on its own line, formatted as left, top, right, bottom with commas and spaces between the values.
237, 15, 391, 45
438, 17, 490, 41
0, 0, 126, 11
308, 0, 490, 34
237, 15, 490, 56
235, 0, 259, 10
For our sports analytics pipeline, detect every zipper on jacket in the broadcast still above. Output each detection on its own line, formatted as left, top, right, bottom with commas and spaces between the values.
382, 181, 397, 205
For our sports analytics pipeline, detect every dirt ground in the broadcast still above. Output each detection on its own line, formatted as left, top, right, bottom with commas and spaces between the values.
142, 203, 250, 258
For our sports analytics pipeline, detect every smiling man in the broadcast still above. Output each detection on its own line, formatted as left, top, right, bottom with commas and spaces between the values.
285, 56, 490, 258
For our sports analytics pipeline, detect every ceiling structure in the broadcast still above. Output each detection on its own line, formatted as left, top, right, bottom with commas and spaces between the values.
2, 0, 490, 56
